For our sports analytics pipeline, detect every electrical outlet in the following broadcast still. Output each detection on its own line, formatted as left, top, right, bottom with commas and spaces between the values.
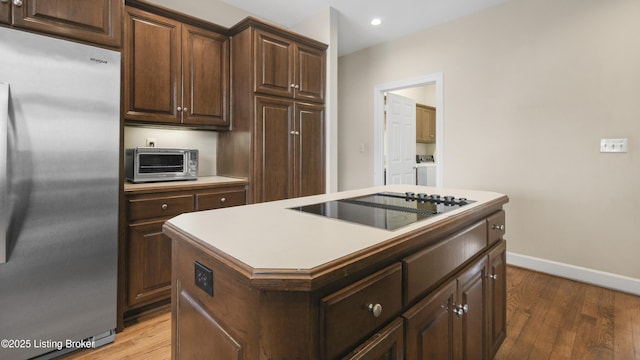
146, 138, 156, 147
194, 261, 213, 297
600, 138, 628, 153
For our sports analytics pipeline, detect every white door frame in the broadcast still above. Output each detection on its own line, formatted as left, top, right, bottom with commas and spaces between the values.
373, 73, 444, 186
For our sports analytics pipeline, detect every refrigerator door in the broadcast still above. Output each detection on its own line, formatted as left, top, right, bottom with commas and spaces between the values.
0, 27, 120, 359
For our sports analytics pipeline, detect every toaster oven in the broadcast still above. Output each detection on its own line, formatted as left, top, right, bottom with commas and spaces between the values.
125, 147, 198, 183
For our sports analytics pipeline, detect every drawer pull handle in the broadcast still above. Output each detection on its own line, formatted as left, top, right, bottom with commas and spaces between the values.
492, 224, 505, 232
161, 203, 168, 210
367, 303, 383, 318
220, 197, 227, 203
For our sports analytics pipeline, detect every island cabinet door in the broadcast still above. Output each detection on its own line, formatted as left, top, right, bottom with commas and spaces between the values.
343, 318, 404, 360
456, 255, 488, 360
487, 240, 507, 359
403, 280, 458, 360
0, 2, 9, 24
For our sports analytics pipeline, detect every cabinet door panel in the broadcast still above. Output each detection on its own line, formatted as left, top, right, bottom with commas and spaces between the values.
182, 24, 229, 126
123, 7, 181, 124
344, 318, 404, 360
255, 96, 294, 202
12, 0, 121, 46
457, 256, 488, 360
254, 30, 294, 98
488, 240, 507, 358
0, 2, 10, 24
295, 44, 325, 103
295, 102, 325, 197
404, 281, 457, 360
127, 220, 172, 308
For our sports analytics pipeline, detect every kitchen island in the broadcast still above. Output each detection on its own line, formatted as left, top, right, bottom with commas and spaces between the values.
163, 185, 508, 359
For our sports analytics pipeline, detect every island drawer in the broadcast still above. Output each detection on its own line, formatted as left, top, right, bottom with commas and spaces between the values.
487, 210, 506, 245
403, 220, 486, 304
128, 194, 195, 221
320, 263, 402, 360
196, 188, 246, 210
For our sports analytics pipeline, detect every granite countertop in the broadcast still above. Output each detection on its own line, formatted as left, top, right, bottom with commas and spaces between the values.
164, 184, 507, 271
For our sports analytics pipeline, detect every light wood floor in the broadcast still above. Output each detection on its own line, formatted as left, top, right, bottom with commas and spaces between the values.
61, 266, 639, 360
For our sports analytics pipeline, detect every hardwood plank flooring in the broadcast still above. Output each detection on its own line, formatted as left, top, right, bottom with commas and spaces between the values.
59, 266, 639, 359
495, 266, 639, 360
60, 312, 171, 360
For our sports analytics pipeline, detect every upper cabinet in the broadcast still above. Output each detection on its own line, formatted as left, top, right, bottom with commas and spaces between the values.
123, 6, 230, 129
416, 104, 436, 143
217, 18, 327, 203
0, 0, 122, 47
255, 29, 325, 103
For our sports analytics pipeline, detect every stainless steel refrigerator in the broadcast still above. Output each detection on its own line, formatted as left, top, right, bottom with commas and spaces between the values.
1, 27, 120, 359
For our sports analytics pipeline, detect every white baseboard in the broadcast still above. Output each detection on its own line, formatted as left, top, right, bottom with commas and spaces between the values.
507, 252, 640, 296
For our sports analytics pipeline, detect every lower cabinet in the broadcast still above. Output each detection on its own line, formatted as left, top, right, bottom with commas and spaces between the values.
488, 240, 507, 358
403, 240, 506, 360
120, 183, 246, 327
168, 209, 507, 359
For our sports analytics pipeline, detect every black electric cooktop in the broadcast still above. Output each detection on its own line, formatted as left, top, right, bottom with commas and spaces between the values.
290, 191, 475, 230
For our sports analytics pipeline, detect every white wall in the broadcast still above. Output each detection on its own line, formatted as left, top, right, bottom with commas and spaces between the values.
145, 0, 253, 27
338, 0, 640, 281
124, 127, 218, 176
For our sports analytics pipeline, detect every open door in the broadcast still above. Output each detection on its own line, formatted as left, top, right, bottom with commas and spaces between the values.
385, 93, 416, 185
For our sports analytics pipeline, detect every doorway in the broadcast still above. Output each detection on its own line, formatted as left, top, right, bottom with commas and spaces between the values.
373, 73, 444, 187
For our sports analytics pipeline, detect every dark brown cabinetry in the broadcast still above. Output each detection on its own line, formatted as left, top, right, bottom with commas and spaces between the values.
167, 198, 508, 359
217, 18, 327, 203
254, 29, 325, 103
120, 182, 246, 328
404, 240, 506, 360
0, 0, 121, 46
488, 240, 507, 358
344, 318, 405, 360
123, 6, 229, 128
254, 96, 325, 202
416, 104, 436, 143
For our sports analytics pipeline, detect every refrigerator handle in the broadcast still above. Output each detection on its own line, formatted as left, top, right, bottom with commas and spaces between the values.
0, 83, 7, 264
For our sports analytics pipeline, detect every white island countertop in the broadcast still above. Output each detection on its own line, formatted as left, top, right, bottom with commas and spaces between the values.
164, 185, 508, 274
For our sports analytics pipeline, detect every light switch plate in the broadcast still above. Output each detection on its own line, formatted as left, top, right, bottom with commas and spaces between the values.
600, 138, 628, 153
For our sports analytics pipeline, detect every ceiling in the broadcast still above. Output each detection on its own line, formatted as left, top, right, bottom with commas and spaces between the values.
222, 0, 511, 55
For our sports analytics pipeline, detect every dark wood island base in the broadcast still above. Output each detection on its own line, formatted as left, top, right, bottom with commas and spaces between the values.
163, 186, 509, 359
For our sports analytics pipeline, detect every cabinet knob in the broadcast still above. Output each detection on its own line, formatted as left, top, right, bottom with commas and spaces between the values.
492, 224, 505, 232
12, 0, 22, 6
367, 303, 383, 318
220, 197, 227, 203
453, 304, 469, 316
290, 130, 300, 135
183, 107, 188, 112
161, 203, 168, 210
488, 274, 498, 280
177, 106, 182, 112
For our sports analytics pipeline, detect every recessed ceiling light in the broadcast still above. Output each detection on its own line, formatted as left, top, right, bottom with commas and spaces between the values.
370, 18, 382, 26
